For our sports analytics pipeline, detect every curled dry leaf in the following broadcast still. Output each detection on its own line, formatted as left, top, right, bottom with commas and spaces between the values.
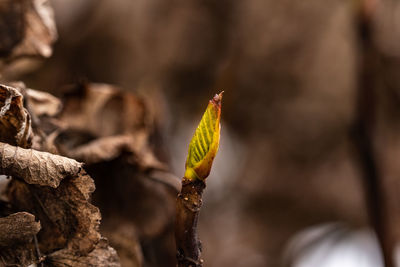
56, 83, 164, 170
60, 135, 139, 165
5, 81, 63, 151
0, 142, 83, 188
59, 83, 147, 137
0, 84, 32, 148
25, 88, 62, 117
59, 133, 165, 169
0, 81, 61, 151
0, 0, 57, 61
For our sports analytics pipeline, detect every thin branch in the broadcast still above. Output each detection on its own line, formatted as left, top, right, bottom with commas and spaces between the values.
33, 234, 45, 267
175, 178, 205, 267
352, 1, 395, 266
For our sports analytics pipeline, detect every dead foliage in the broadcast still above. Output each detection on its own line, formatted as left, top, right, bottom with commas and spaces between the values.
0, 80, 179, 266
53, 83, 179, 266
0, 1, 181, 266
0, 81, 121, 266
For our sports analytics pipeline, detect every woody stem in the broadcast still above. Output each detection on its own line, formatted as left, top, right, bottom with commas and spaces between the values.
175, 178, 205, 267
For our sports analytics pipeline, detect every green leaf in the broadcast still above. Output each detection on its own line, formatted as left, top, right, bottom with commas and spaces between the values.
184, 92, 223, 180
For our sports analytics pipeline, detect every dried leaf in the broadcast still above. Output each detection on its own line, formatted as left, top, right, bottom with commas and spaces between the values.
57, 133, 164, 169
0, 0, 25, 57
59, 135, 139, 164
0, 246, 37, 267
0, 80, 119, 266
0, 84, 33, 147
7, 170, 101, 254
185, 92, 223, 180
0, 0, 57, 61
48, 82, 176, 265
26, 88, 62, 117
0, 142, 83, 188
0, 212, 40, 267
56, 83, 163, 170
46, 238, 120, 267
59, 83, 146, 138
0, 212, 40, 247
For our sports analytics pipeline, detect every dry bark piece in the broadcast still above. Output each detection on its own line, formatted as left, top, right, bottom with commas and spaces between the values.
0, 84, 33, 148
0, 212, 40, 247
0, 142, 83, 188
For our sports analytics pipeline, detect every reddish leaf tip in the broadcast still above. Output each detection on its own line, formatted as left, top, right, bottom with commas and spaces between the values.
211, 91, 224, 107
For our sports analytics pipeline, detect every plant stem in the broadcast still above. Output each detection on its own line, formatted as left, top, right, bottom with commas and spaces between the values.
353, 2, 395, 266
175, 177, 206, 267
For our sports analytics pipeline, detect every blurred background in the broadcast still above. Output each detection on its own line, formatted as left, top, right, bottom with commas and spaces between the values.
3, 0, 400, 266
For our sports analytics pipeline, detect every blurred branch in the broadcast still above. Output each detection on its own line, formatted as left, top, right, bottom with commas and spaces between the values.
353, 1, 395, 266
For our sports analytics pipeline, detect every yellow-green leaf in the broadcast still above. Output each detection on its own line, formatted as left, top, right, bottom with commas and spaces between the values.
184, 92, 223, 180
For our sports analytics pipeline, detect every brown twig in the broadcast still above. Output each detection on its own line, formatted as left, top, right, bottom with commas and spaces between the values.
352, 1, 395, 266
33, 234, 45, 267
175, 178, 205, 267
